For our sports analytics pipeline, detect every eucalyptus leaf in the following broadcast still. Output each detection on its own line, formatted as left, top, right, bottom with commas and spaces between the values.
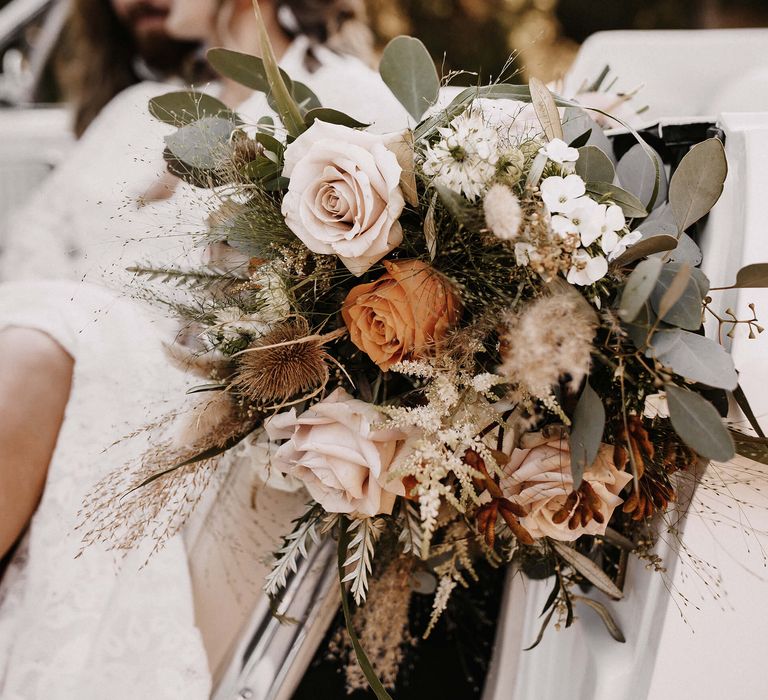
207, 47, 290, 93
616, 143, 667, 212
611, 234, 677, 267
576, 597, 626, 643
619, 257, 663, 321
164, 116, 236, 170
379, 36, 439, 121
568, 128, 592, 148
731, 263, 768, 289
529, 77, 563, 141
587, 181, 647, 218
291, 81, 322, 110
650, 329, 737, 390
655, 262, 693, 322
253, 132, 285, 159
649, 263, 709, 330
568, 382, 605, 489
304, 108, 370, 129
669, 137, 727, 232
561, 107, 615, 162
575, 145, 615, 183
665, 384, 735, 461
551, 541, 624, 599
149, 91, 235, 127
664, 232, 703, 266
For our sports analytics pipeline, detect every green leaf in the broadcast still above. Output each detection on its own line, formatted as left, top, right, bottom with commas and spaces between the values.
253, 132, 285, 159
304, 108, 370, 129
649, 263, 709, 330
665, 384, 735, 461
586, 181, 647, 218
164, 116, 236, 170
379, 35, 439, 121
568, 128, 592, 148
611, 234, 678, 268
529, 77, 563, 141
731, 431, 768, 465
575, 145, 615, 183
650, 329, 738, 390
148, 91, 235, 127
252, 0, 305, 137
524, 604, 556, 651
207, 47, 290, 93
338, 517, 394, 700
616, 143, 667, 212
669, 137, 727, 232
619, 257, 663, 322
291, 80, 322, 111
551, 541, 624, 599
731, 384, 766, 438
731, 263, 768, 289
655, 262, 693, 323
568, 382, 605, 490
576, 597, 626, 642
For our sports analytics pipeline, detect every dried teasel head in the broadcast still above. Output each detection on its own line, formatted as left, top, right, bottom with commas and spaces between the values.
229, 319, 333, 404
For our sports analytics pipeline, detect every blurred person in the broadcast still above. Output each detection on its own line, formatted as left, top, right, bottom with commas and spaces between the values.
62, 0, 201, 136
0, 1, 406, 698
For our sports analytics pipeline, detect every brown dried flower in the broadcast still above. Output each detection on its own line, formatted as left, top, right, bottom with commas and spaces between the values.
230, 319, 331, 404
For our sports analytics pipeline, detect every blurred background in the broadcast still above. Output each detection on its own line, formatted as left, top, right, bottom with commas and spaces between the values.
3, 0, 768, 109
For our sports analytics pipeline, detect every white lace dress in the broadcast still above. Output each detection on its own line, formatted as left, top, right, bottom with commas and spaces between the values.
0, 38, 408, 700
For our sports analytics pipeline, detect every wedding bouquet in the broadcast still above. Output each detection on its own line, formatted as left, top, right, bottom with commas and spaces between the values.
97, 9, 768, 696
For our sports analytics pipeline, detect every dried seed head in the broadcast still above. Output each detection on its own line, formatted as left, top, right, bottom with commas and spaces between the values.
230, 319, 330, 404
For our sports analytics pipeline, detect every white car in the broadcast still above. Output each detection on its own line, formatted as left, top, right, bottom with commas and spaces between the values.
0, 0, 73, 248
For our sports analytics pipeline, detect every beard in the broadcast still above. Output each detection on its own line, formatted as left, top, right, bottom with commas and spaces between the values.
123, 2, 199, 73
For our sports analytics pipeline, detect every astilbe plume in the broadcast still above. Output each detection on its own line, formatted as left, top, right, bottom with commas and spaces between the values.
498, 284, 598, 396
230, 319, 331, 404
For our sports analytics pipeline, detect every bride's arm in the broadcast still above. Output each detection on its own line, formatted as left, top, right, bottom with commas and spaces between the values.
0, 328, 73, 558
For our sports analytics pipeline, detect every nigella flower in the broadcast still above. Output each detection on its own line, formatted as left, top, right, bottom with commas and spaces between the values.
539, 138, 579, 165
422, 109, 500, 201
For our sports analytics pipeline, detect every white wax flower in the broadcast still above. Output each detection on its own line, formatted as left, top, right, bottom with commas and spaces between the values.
539, 138, 579, 165
607, 230, 642, 261
579, 203, 626, 248
567, 249, 609, 286
540, 174, 587, 214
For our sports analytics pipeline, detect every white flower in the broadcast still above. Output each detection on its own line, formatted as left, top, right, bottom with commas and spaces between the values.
550, 196, 601, 239
578, 203, 626, 249
483, 183, 523, 241
567, 249, 608, 286
281, 120, 405, 276
422, 109, 500, 201
606, 230, 642, 261
514, 242, 535, 266
539, 138, 579, 165
540, 174, 586, 214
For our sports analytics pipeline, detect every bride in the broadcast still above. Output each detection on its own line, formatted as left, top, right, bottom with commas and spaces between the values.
0, 1, 407, 698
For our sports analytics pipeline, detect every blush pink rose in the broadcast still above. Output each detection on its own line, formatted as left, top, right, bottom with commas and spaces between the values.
281, 120, 405, 276
264, 388, 411, 517
500, 429, 632, 541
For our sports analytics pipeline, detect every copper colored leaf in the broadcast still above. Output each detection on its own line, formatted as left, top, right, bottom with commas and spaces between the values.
529, 77, 563, 141
551, 541, 624, 599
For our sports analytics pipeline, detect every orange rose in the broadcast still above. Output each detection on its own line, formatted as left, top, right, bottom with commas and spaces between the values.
342, 259, 460, 371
